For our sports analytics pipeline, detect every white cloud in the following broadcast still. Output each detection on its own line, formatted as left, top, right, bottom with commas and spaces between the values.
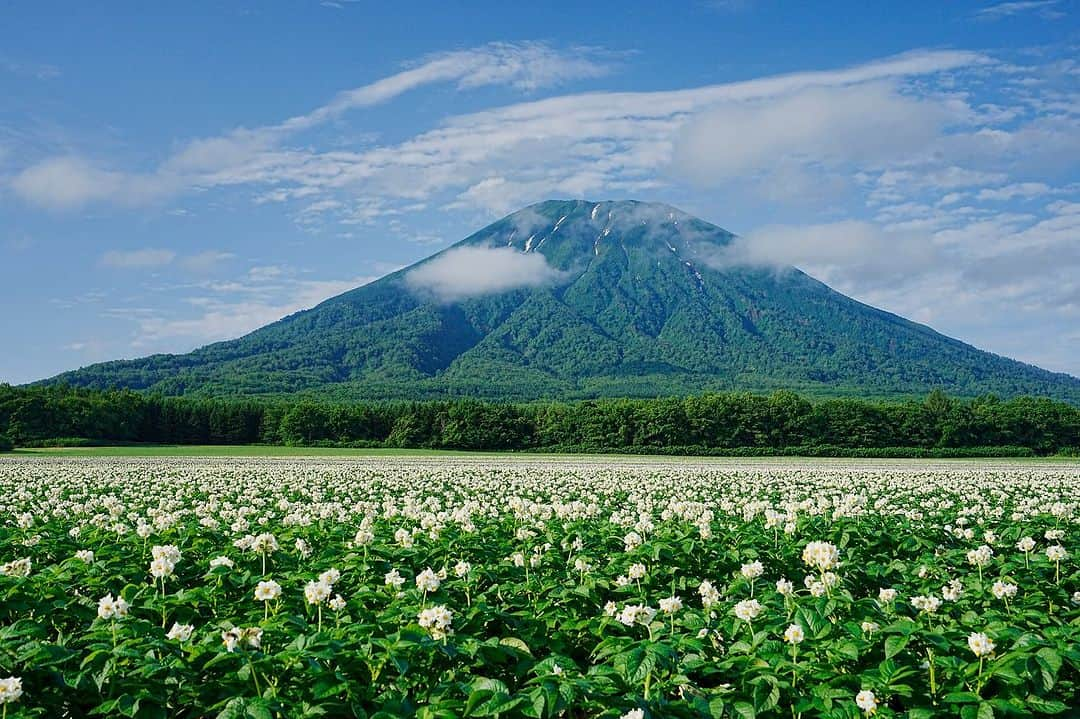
976, 182, 1051, 201
9, 42, 613, 211
404, 245, 566, 302
11, 157, 175, 211
132, 272, 379, 346
705, 220, 941, 288
670, 82, 952, 185
100, 248, 177, 269
177, 251, 236, 273
976, 0, 1063, 20
7, 47, 983, 214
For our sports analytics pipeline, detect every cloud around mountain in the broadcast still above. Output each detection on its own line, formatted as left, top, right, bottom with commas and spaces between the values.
404, 245, 567, 302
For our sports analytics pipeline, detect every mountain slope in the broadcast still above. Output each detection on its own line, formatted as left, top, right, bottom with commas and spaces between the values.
43, 200, 1080, 403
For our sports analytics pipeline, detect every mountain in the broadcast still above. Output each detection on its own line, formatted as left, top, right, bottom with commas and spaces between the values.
43, 199, 1080, 403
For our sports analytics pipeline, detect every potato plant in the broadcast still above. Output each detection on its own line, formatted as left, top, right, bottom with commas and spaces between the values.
0, 456, 1075, 718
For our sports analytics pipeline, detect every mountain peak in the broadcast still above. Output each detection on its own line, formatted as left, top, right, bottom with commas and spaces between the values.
464, 199, 734, 266
41, 199, 1080, 403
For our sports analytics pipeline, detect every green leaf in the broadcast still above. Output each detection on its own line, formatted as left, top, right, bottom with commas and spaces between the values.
885, 635, 909, 659
732, 701, 756, 719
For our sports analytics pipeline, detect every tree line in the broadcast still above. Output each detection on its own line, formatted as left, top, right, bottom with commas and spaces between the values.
0, 384, 1078, 455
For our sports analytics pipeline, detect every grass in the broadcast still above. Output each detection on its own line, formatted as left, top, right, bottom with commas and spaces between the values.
10, 445, 485, 457
6, 444, 1078, 463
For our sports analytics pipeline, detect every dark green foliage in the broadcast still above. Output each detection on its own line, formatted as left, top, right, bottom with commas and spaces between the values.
2, 384, 1078, 455
0, 433, 12, 452
38, 200, 1080, 403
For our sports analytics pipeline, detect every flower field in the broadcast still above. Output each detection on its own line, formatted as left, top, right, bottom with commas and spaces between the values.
0, 456, 1076, 718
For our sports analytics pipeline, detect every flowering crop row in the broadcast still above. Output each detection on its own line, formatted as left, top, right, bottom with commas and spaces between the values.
0, 456, 1076, 718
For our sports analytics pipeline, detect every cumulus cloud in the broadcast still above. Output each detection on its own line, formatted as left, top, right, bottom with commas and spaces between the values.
404, 245, 567, 302
100, 248, 177, 269
670, 82, 953, 185
11, 157, 175, 211
704, 220, 941, 288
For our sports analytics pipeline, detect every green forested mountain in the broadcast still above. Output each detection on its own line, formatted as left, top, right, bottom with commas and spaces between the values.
42, 200, 1080, 403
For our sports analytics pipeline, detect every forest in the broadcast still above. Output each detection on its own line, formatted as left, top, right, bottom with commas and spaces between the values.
1, 384, 1078, 455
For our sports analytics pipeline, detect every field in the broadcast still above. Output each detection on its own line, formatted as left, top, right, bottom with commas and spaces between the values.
0, 456, 1075, 718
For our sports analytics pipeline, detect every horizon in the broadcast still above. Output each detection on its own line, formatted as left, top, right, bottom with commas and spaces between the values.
2, 1, 1079, 383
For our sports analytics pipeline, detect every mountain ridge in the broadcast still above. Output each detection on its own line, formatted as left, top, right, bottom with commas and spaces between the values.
40, 199, 1080, 403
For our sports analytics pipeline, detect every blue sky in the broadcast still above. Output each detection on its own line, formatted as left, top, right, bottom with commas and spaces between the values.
1, 0, 1078, 384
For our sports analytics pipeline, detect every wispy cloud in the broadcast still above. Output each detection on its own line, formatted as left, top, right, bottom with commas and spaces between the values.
0, 57, 60, 80
100, 248, 236, 272
8, 42, 614, 210
100, 248, 177, 269
975, 1, 1064, 20
130, 268, 382, 346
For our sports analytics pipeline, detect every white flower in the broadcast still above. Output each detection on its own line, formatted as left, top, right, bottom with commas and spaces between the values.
394, 528, 414, 548
1045, 529, 1064, 541
740, 560, 764, 580
221, 628, 241, 652
878, 587, 897, 604
802, 541, 839, 571
942, 579, 963, 602
209, 556, 234, 569
295, 538, 312, 558
97, 593, 118, 620
552, 663, 564, 676
166, 623, 194, 641
417, 604, 454, 639
855, 689, 877, 714
149, 557, 175, 579
966, 545, 993, 567
254, 580, 282, 602
1016, 536, 1036, 553
252, 533, 278, 553
628, 562, 646, 580
244, 627, 263, 649
620, 710, 644, 719
151, 545, 181, 564
623, 531, 642, 550
75, 549, 95, 563
776, 578, 794, 596
318, 568, 341, 586
734, 599, 762, 622
784, 624, 805, 644
1071, 591, 1080, 605
861, 621, 880, 634
698, 579, 721, 608
305, 580, 332, 605
454, 561, 471, 577
416, 568, 441, 592
1046, 545, 1067, 562
616, 604, 657, 627
991, 581, 1017, 600
659, 596, 683, 614
604, 601, 618, 617
328, 594, 346, 611
911, 595, 941, 614
0, 558, 31, 578
968, 631, 995, 657
384, 569, 405, 589
0, 676, 23, 704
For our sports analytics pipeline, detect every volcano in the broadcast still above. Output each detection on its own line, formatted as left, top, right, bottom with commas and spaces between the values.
44, 199, 1080, 402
